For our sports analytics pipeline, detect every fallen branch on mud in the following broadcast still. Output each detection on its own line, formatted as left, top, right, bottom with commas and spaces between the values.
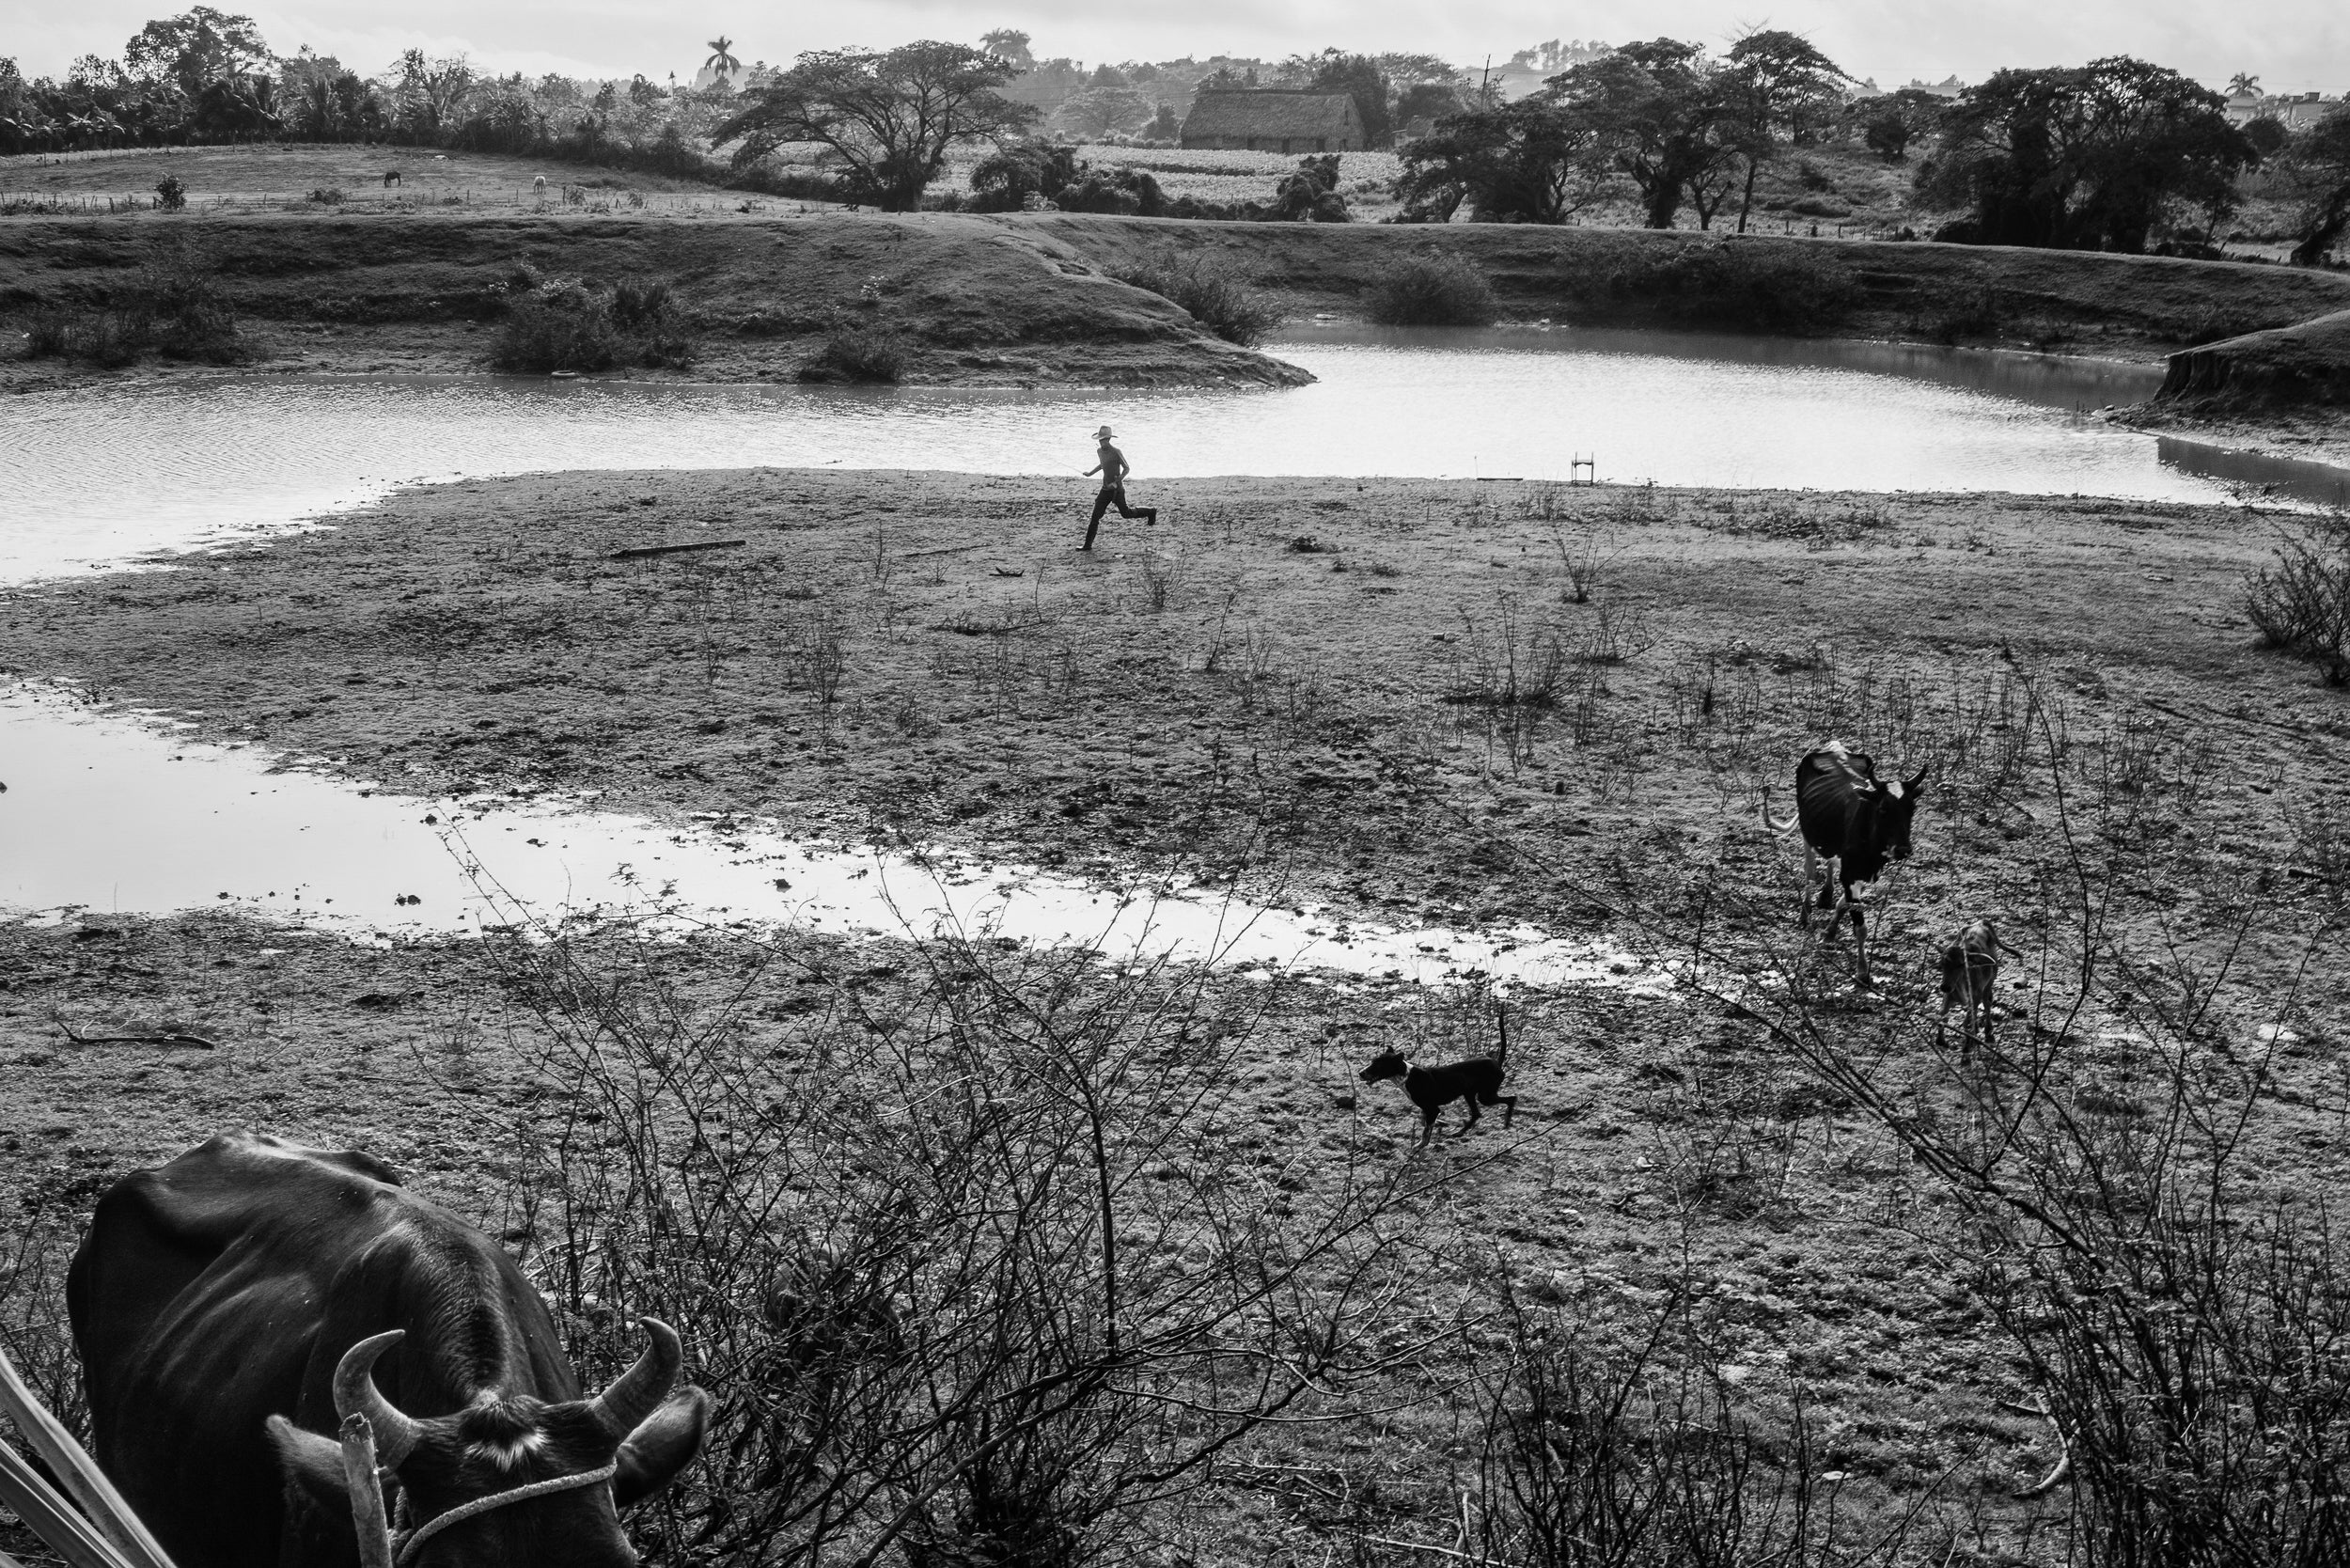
605, 539, 746, 560
54, 1016, 218, 1050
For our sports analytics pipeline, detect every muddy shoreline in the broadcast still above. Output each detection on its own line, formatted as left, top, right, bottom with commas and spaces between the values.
8, 467, 2350, 1565
3, 467, 2341, 938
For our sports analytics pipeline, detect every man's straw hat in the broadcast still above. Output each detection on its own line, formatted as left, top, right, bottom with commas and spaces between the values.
1094, 425, 1114, 440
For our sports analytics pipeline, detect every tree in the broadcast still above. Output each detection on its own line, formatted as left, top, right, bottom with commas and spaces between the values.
1147, 102, 1179, 142
1280, 49, 1393, 149
1393, 97, 1616, 223
1052, 85, 1150, 141
1720, 30, 1849, 230
2227, 71, 2261, 98
713, 42, 1036, 211
1550, 39, 1743, 228
1394, 81, 1464, 130
2279, 102, 2350, 264
1923, 59, 2255, 251
1860, 86, 1949, 162
979, 29, 1033, 70
703, 37, 740, 86
383, 49, 474, 139
124, 8, 271, 98
2244, 115, 2290, 158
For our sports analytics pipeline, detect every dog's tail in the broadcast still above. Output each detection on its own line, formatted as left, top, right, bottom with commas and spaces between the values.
1495, 1003, 1511, 1074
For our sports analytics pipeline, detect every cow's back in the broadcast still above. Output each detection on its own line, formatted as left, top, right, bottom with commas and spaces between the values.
1794, 743, 1877, 857
69, 1134, 431, 1568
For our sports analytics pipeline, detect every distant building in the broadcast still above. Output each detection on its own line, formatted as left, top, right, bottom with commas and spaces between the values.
1903, 76, 1966, 99
1180, 90, 1362, 153
2227, 89, 2340, 129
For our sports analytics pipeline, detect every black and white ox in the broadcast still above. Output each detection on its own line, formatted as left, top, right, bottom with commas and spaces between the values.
1764, 741, 1927, 987
68, 1133, 710, 1568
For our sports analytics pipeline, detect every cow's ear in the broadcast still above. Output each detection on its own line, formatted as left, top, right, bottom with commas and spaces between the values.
613, 1386, 713, 1508
267, 1415, 357, 1522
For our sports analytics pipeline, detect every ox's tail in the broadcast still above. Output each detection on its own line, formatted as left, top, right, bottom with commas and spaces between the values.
1761, 793, 1799, 835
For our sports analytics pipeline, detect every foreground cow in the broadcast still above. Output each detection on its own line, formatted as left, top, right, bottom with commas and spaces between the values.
69, 1133, 709, 1568
1765, 741, 1926, 987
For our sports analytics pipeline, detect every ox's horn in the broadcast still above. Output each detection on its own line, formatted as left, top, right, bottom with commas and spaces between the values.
333, 1329, 426, 1466
590, 1317, 683, 1438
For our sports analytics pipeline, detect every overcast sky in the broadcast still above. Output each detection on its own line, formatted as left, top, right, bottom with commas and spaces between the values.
9, 0, 2346, 96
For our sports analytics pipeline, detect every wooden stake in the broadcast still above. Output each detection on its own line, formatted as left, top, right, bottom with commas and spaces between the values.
338, 1416, 396, 1568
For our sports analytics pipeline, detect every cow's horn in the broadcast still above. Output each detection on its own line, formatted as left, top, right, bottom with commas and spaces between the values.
333, 1329, 425, 1466
590, 1318, 682, 1437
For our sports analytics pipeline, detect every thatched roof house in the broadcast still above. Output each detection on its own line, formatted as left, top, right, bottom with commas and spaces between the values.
1181, 90, 1362, 153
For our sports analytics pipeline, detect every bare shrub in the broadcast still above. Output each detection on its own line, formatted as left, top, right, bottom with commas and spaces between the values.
1446, 601, 1570, 710
1551, 525, 1617, 604
2244, 515, 2350, 683
1473, 1283, 1915, 1567
801, 327, 907, 384
1134, 554, 1184, 612
1363, 250, 1498, 327
1574, 599, 1656, 665
497, 275, 696, 373
475, 917, 1445, 1567
1111, 250, 1283, 347
18, 237, 244, 367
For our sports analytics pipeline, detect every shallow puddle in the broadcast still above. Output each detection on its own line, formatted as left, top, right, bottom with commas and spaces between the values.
0, 691, 1653, 988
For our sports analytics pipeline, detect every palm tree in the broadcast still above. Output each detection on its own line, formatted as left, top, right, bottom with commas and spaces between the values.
2228, 71, 2262, 98
703, 37, 741, 84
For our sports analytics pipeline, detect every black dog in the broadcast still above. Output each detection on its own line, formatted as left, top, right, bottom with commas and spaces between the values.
1360, 1014, 1517, 1146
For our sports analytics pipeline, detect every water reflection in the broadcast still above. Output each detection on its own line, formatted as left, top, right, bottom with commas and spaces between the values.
2157, 436, 2350, 510
5, 333, 2329, 583
0, 690, 1654, 988
1280, 322, 2171, 413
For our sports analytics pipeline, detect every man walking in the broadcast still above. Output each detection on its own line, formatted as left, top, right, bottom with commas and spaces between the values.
1081, 424, 1157, 550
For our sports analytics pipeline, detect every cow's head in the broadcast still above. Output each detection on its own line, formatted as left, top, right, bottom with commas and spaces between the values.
1873, 766, 1929, 861
267, 1319, 710, 1568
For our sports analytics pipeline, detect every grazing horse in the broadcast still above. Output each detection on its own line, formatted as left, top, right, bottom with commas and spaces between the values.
534, 175, 547, 192
1764, 741, 1926, 987
383, 169, 400, 187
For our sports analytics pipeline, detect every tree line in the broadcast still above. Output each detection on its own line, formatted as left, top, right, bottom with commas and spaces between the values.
0, 5, 751, 166
7, 9, 2346, 266
1396, 34, 2350, 262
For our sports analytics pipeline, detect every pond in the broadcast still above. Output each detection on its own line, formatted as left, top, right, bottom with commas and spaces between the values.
8, 327, 2343, 583
5, 326, 2341, 966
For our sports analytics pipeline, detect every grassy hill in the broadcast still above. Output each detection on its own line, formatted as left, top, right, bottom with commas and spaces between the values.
8, 144, 2350, 399
0, 207, 1309, 387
